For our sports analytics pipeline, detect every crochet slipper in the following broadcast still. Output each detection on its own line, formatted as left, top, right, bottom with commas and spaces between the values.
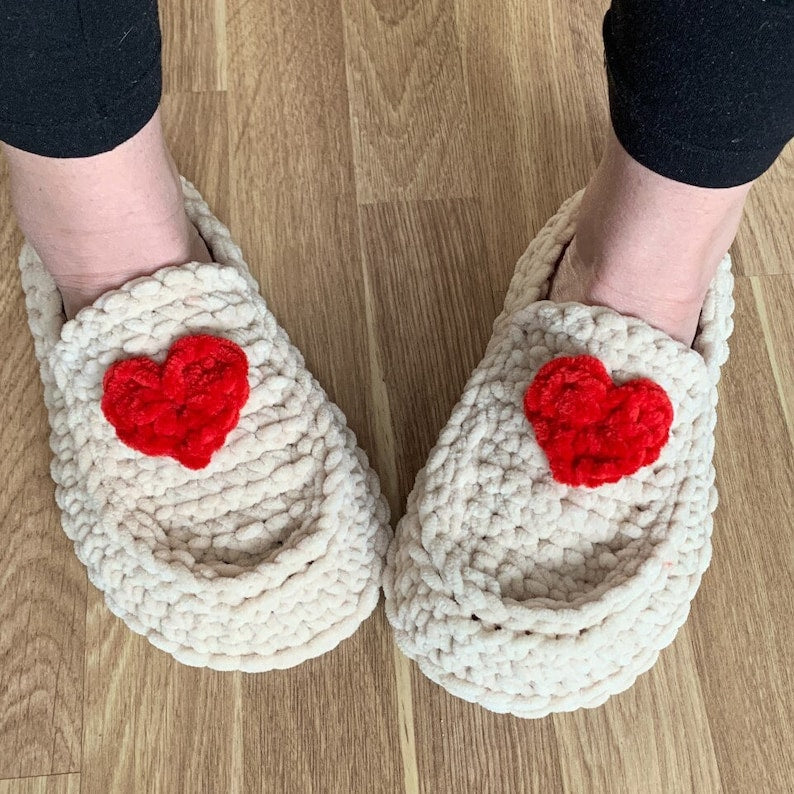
20, 178, 390, 672
384, 192, 734, 717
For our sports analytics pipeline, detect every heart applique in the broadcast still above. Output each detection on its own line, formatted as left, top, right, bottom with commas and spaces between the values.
101, 334, 250, 469
523, 355, 673, 488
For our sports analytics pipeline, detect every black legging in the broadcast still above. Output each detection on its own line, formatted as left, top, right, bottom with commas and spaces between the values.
0, 0, 161, 160
605, 0, 794, 187
0, 0, 792, 188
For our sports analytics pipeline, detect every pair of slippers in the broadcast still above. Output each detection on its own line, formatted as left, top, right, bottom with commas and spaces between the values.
19, 180, 733, 717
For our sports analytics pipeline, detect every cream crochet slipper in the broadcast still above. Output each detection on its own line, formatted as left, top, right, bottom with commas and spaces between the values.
20, 178, 390, 671
384, 191, 734, 717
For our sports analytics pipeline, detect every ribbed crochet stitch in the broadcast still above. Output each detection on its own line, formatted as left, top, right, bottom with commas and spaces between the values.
384, 192, 734, 717
20, 178, 391, 671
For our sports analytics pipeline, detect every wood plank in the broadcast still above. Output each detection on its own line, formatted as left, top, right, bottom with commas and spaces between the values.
160, 0, 227, 92
752, 274, 794, 445
358, 197, 563, 792
238, 617, 402, 794
410, 667, 563, 794
553, 629, 721, 794
358, 198, 496, 503
733, 142, 794, 277
81, 594, 243, 792
454, 0, 607, 302
0, 160, 85, 780
160, 91, 231, 221
227, 0, 376, 455
689, 277, 794, 793
342, 0, 474, 202
0, 774, 80, 794
226, 1, 404, 790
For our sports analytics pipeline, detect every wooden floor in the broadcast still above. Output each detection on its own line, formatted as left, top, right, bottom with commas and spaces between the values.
1, 1, 792, 792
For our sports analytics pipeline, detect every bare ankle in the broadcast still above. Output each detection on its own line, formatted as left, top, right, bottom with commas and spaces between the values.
4, 110, 212, 318
55, 222, 210, 318
550, 130, 751, 345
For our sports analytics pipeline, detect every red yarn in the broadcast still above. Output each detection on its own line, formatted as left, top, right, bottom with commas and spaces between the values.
101, 335, 250, 469
523, 355, 673, 488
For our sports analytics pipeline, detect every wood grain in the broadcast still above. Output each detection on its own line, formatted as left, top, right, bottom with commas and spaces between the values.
0, 774, 80, 794
160, 0, 227, 92
357, 198, 496, 503
0, 160, 85, 781
1, 0, 792, 791
553, 630, 721, 794
753, 274, 794, 445
161, 90, 231, 221
689, 278, 794, 794
225, 1, 404, 791
81, 594, 245, 792
342, 0, 474, 202
226, 0, 378, 455
733, 142, 794, 277
410, 671, 564, 794
455, 0, 608, 301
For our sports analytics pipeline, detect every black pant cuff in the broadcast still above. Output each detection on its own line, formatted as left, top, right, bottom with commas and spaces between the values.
0, 62, 161, 158
607, 70, 787, 189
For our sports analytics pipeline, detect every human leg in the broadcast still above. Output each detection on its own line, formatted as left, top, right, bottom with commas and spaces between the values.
550, 0, 794, 345
0, 0, 210, 317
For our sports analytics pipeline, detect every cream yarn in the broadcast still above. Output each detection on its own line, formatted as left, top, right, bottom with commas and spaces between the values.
20, 178, 390, 671
384, 192, 734, 717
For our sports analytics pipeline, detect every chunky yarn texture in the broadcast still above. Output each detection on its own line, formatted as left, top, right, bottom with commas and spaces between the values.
102, 334, 251, 469
524, 354, 674, 488
383, 192, 734, 717
20, 178, 391, 671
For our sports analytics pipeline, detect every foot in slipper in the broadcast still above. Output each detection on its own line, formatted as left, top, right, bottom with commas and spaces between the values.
20, 178, 391, 672
384, 191, 733, 717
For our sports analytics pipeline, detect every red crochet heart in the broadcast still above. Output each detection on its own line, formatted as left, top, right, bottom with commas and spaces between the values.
523, 355, 673, 488
101, 335, 250, 469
